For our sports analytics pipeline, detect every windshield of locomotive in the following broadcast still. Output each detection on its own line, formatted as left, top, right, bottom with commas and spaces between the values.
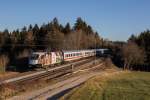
31, 54, 39, 60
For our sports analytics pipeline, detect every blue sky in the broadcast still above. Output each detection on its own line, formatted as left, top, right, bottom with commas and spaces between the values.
0, 0, 150, 41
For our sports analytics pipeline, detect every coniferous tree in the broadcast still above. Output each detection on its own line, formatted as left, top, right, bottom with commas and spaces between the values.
63, 23, 71, 34
28, 24, 33, 32
52, 17, 60, 32
0, 32, 5, 49
32, 24, 39, 34
74, 17, 85, 30
87, 25, 94, 35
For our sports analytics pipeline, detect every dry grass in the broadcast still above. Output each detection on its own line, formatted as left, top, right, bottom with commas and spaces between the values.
60, 71, 121, 100
60, 71, 150, 100
0, 80, 49, 99
0, 84, 16, 100
0, 72, 18, 80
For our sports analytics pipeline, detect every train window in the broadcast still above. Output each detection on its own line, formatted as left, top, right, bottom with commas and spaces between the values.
31, 54, 39, 60
65, 54, 68, 57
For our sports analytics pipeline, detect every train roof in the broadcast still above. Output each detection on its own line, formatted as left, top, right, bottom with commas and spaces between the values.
31, 49, 109, 54
62, 49, 96, 53
96, 48, 109, 50
31, 51, 46, 55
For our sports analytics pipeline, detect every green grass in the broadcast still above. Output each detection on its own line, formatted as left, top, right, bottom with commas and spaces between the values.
60, 71, 150, 100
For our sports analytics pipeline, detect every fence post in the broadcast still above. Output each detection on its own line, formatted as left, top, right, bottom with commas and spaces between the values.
71, 64, 74, 72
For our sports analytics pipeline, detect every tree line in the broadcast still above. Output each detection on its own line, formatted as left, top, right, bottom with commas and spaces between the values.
0, 17, 104, 52
1, 17, 149, 72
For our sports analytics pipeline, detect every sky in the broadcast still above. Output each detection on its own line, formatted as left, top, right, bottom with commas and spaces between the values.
0, 0, 150, 41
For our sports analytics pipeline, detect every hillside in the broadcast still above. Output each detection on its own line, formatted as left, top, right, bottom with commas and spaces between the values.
60, 71, 150, 100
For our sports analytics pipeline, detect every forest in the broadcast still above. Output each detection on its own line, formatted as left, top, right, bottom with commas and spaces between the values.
112, 30, 150, 71
0, 17, 105, 72
0, 17, 150, 72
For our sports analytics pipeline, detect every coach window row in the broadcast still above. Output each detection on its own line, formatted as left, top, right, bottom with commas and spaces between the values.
65, 53, 82, 57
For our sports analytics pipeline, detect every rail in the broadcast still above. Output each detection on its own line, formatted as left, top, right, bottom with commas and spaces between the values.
0, 58, 99, 85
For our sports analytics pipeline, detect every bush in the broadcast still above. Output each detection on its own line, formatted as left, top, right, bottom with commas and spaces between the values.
0, 55, 9, 73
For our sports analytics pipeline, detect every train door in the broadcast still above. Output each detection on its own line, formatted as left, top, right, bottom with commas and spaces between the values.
55, 52, 63, 64
51, 52, 57, 64
44, 53, 51, 66
51, 52, 63, 64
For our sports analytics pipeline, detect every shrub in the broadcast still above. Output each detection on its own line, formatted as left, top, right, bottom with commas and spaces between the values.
0, 55, 9, 73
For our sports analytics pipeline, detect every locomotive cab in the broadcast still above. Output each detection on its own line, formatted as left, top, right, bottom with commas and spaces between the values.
28, 52, 45, 67
29, 54, 39, 65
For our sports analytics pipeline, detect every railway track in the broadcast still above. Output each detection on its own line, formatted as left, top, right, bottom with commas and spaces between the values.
12, 58, 101, 85
7, 61, 106, 100
0, 57, 100, 85
1, 57, 106, 100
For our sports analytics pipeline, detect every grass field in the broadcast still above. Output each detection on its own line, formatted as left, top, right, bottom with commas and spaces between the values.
60, 71, 150, 100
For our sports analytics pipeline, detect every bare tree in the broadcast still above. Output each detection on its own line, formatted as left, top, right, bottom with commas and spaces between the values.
63, 30, 83, 50
46, 31, 64, 50
122, 42, 145, 70
24, 31, 34, 45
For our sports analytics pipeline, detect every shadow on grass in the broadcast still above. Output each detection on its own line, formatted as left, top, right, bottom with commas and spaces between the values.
47, 83, 83, 100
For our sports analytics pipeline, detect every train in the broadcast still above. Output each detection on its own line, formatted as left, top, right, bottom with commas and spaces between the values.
28, 49, 109, 68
